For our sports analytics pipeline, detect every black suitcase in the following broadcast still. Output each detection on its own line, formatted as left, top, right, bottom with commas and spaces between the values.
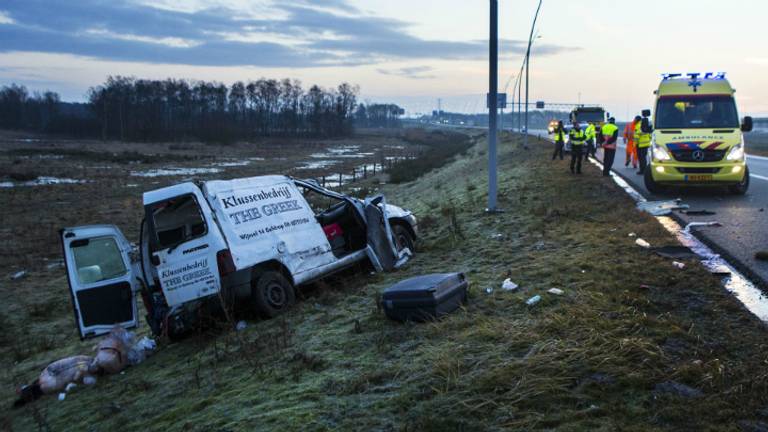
382, 273, 468, 322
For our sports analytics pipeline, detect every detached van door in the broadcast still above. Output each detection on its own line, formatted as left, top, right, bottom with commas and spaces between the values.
61, 225, 139, 339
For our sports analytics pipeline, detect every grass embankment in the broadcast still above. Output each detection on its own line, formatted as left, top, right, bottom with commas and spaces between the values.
4, 132, 768, 431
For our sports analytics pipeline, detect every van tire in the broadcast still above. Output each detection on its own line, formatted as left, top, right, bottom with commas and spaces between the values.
729, 166, 750, 195
251, 271, 295, 318
392, 224, 415, 254
644, 169, 664, 195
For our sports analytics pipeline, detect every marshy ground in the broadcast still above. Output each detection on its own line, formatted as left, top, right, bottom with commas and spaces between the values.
2, 130, 768, 431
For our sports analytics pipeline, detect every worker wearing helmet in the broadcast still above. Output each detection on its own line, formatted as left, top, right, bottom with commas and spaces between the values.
585, 122, 597, 160
624, 116, 641, 168
568, 121, 587, 174
552, 120, 566, 161
600, 117, 619, 176
635, 113, 652, 174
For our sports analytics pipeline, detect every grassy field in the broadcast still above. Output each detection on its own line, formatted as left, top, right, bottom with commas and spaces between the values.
3, 131, 768, 431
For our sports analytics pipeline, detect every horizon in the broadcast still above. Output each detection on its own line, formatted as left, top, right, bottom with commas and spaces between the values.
2, 0, 767, 120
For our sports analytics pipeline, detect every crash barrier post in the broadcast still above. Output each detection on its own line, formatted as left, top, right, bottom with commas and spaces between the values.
339, 172, 342, 187
352, 168, 356, 182
321, 175, 326, 188
363, 165, 367, 179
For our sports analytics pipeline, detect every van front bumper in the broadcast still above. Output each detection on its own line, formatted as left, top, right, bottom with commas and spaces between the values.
650, 161, 747, 185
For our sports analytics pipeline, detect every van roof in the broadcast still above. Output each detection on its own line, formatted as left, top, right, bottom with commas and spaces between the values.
657, 77, 734, 97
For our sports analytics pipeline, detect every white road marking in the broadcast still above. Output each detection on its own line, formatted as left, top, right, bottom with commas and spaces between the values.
748, 154, 768, 161
750, 173, 768, 181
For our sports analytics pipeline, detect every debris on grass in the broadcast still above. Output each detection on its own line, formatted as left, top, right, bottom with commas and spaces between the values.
501, 278, 519, 291
547, 288, 564, 295
9, 270, 27, 280
653, 245, 698, 260
637, 199, 689, 216
526, 295, 542, 306
236, 321, 247, 331
681, 209, 716, 216
628, 232, 637, 237
635, 238, 651, 248
672, 261, 686, 269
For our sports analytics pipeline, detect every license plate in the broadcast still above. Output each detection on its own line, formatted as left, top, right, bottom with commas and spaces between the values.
685, 175, 713, 181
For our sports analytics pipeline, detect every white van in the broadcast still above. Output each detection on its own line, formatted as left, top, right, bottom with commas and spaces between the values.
61, 175, 417, 339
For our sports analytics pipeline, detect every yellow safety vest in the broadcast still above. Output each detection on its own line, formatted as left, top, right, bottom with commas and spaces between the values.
555, 129, 566, 143
569, 128, 586, 145
635, 121, 651, 148
585, 124, 596, 140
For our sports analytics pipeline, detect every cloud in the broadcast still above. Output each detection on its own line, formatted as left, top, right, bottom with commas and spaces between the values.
0, 0, 575, 68
377, 66, 436, 80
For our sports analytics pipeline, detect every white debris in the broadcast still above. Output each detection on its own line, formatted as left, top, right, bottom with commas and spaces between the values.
683, 221, 722, 234
485, 287, 494, 294
547, 288, 564, 295
526, 295, 542, 306
635, 238, 651, 248
236, 321, 248, 331
83, 375, 97, 386
628, 232, 637, 238
127, 336, 157, 365
672, 261, 686, 269
637, 199, 689, 216
64, 383, 76, 392
10, 270, 27, 280
58, 393, 66, 401
490, 233, 504, 240
501, 278, 519, 291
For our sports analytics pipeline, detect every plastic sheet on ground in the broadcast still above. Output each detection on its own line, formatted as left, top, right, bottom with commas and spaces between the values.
526, 295, 541, 306
637, 199, 689, 216
635, 238, 651, 248
683, 221, 722, 234
547, 288, 564, 295
501, 278, 519, 291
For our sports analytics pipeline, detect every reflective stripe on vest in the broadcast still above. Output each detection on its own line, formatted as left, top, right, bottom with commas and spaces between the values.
585, 124, 596, 139
635, 122, 651, 148
569, 129, 586, 144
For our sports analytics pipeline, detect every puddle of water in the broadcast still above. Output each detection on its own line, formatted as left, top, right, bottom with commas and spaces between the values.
248, 157, 265, 161
0, 176, 89, 188
588, 157, 768, 322
299, 160, 340, 170
130, 167, 222, 177
18, 154, 65, 160
213, 160, 252, 167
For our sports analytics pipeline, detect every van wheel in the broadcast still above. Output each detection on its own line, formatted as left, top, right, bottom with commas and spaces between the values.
729, 166, 750, 195
392, 224, 415, 254
644, 169, 664, 195
251, 271, 295, 318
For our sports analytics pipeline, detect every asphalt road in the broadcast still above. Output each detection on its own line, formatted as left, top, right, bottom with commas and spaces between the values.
603, 142, 768, 287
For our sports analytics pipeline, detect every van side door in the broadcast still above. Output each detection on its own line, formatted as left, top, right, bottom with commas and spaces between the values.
60, 225, 139, 339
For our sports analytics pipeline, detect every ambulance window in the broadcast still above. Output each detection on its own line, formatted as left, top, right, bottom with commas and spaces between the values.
70, 237, 127, 284
656, 96, 738, 129
149, 194, 207, 250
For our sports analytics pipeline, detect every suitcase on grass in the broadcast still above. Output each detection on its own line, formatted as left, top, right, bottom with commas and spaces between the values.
382, 273, 468, 322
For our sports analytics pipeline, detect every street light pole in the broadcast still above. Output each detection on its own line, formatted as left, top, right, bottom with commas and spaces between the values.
523, 0, 543, 149
487, 0, 498, 212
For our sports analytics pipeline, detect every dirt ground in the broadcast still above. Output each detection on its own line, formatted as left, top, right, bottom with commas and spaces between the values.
3, 130, 768, 431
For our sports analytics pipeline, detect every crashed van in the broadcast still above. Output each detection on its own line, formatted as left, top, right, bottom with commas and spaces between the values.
61, 176, 417, 339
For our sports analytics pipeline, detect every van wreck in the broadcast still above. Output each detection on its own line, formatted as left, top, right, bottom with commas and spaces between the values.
61, 175, 417, 339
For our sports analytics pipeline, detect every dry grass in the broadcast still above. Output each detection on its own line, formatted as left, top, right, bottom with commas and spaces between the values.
2, 132, 768, 431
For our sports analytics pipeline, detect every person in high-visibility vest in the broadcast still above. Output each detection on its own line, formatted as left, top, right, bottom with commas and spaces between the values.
623, 115, 640, 168
552, 120, 566, 161
634, 114, 652, 174
585, 122, 597, 160
600, 117, 619, 176
568, 121, 587, 174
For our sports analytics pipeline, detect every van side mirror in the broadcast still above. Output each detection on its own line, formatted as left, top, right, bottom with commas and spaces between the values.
741, 116, 753, 132
641, 109, 651, 117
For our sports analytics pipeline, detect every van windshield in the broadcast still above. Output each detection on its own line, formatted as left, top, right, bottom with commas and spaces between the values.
149, 194, 207, 250
656, 95, 739, 129
573, 111, 604, 123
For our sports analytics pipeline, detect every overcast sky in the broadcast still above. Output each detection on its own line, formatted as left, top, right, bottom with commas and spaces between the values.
0, 0, 766, 119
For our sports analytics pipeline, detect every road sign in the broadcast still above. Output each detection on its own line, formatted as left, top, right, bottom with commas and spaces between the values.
536, 101, 545, 109
487, 93, 507, 109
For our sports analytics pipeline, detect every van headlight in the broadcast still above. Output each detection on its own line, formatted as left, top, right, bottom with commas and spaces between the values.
652, 139, 672, 161
726, 138, 745, 161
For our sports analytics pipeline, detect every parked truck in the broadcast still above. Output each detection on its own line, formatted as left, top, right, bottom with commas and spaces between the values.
62, 175, 417, 339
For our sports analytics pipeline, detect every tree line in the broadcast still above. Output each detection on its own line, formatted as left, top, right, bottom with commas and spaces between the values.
0, 78, 406, 142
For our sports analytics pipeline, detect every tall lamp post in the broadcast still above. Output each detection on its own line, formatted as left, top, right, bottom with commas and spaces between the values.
487, 0, 499, 212
523, 0, 543, 149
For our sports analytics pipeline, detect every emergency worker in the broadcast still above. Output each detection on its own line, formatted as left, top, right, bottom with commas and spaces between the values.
624, 115, 641, 168
585, 121, 597, 159
635, 113, 652, 174
552, 121, 566, 161
600, 117, 619, 176
568, 121, 586, 174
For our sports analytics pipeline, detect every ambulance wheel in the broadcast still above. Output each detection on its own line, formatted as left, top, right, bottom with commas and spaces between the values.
251, 271, 295, 318
729, 167, 750, 195
644, 169, 664, 195
393, 224, 415, 254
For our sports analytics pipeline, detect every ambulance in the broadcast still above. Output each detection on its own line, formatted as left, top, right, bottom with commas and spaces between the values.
644, 73, 753, 195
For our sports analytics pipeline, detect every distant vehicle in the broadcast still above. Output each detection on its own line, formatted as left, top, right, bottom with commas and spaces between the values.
644, 72, 752, 195
547, 120, 559, 134
569, 106, 606, 125
61, 176, 416, 339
